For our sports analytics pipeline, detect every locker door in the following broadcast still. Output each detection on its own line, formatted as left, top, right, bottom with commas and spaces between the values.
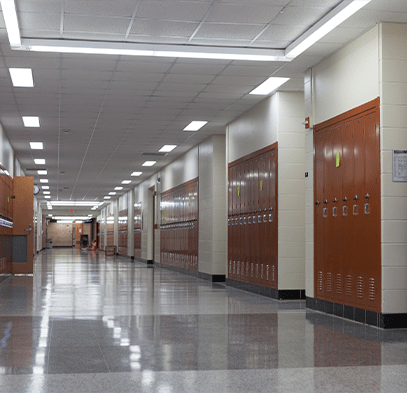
236, 163, 242, 281
228, 167, 233, 279
248, 159, 255, 283
252, 157, 260, 285
332, 125, 344, 302
363, 111, 381, 312
260, 152, 270, 286
314, 131, 325, 298
230, 166, 236, 279
269, 149, 277, 288
244, 161, 251, 282
323, 129, 334, 301
353, 116, 366, 308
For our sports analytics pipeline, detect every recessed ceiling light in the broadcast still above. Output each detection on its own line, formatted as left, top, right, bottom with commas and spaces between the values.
159, 145, 177, 153
109, 192, 116, 195
39, 179, 48, 183
30, 142, 43, 150
48, 214, 52, 216
43, 191, 50, 195
9, 68, 34, 87
22, 116, 40, 127
44, 196, 51, 199
34, 158, 45, 164
42, 186, 49, 190
183, 121, 207, 131
104, 196, 111, 199
122, 180, 131, 184
37, 170, 47, 175
250, 77, 290, 95
0, 0, 21, 47
142, 161, 156, 167
131, 172, 143, 176
114, 187, 123, 190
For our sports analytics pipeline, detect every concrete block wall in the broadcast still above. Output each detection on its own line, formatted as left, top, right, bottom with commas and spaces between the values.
47, 222, 73, 247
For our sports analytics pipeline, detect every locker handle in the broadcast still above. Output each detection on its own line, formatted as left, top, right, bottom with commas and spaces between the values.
364, 194, 369, 200
323, 199, 328, 205
342, 197, 347, 202
269, 207, 273, 211
263, 208, 267, 212
315, 201, 320, 206
333, 198, 337, 204
353, 195, 358, 201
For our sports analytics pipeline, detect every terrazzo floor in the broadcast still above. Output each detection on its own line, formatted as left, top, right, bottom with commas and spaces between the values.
0, 248, 406, 392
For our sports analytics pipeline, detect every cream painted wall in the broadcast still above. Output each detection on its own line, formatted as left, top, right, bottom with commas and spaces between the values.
311, 25, 379, 126
379, 23, 407, 314
227, 92, 305, 290
227, 93, 278, 164
0, 123, 15, 176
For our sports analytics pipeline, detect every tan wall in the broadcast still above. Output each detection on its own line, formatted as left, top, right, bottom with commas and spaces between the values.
47, 222, 73, 247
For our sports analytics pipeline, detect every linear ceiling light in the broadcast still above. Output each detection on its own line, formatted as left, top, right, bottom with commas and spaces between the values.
122, 180, 131, 184
108, 192, 116, 196
37, 170, 47, 175
53, 216, 91, 220
131, 172, 142, 176
250, 77, 290, 95
159, 145, 177, 153
142, 161, 156, 167
114, 187, 123, 190
23, 116, 40, 127
39, 179, 48, 183
30, 142, 43, 150
285, 0, 371, 59
42, 186, 49, 190
17, 38, 288, 62
0, 0, 21, 47
51, 201, 99, 206
9, 68, 34, 87
34, 158, 45, 164
184, 121, 207, 132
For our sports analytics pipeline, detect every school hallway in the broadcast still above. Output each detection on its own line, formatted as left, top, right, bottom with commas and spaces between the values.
0, 248, 405, 393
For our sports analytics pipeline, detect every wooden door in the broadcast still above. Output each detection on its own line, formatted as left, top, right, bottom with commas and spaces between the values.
12, 177, 34, 274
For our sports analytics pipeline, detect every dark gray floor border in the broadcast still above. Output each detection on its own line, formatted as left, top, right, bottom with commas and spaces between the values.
226, 278, 305, 300
134, 259, 226, 282
306, 296, 407, 329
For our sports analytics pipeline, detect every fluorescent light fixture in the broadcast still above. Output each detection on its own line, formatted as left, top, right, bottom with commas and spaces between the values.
17, 38, 288, 62
184, 121, 207, 131
142, 161, 156, 167
23, 116, 40, 127
109, 192, 116, 195
43, 191, 50, 195
51, 201, 100, 206
44, 195, 51, 199
30, 142, 43, 150
37, 170, 47, 175
250, 77, 290, 95
34, 159, 45, 164
53, 216, 92, 220
114, 187, 123, 190
131, 172, 142, 176
57, 220, 73, 224
48, 214, 52, 216
39, 179, 48, 183
122, 180, 131, 184
159, 145, 177, 153
285, 0, 372, 59
42, 186, 49, 190
0, 0, 21, 47
9, 68, 34, 87
104, 196, 111, 199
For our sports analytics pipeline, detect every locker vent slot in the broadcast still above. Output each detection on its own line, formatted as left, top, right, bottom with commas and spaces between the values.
260, 264, 264, 280
246, 263, 249, 277
346, 275, 352, 297
233, 261, 236, 275
336, 274, 342, 295
318, 271, 323, 292
357, 276, 363, 299
236, 261, 240, 276
369, 278, 375, 301
326, 272, 332, 293
271, 265, 275, 282
251, 263, 254, 277
255, 264, 259, 279
266, 265, 269, 281
241, 262, 244, 276
229, 261, 232, 274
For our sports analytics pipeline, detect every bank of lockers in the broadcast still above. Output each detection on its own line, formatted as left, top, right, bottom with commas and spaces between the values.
134, 202, 142, 259
160, 178, 198, 271
228, 144, 278, 289
0, 166, 13, 275
314, 99, 381, 313
98, 222, 104, 250
118, 209, 128, 255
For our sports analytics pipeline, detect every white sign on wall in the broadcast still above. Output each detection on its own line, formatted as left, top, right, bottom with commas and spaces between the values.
393, 150, 407, 182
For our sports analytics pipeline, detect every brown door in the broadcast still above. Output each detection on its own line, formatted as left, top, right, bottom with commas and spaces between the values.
12, 177, 34, 274
74, 223, 84, 248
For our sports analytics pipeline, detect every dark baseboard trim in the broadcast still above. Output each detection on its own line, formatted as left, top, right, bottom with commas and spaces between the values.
147, 259, 154, 265
226, 279, 305, 300
306, 296, 407, 329
155, 262, 226, 283
117, 254, 133, 259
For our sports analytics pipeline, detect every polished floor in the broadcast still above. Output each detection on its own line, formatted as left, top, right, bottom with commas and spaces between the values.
0, 249, 406, 392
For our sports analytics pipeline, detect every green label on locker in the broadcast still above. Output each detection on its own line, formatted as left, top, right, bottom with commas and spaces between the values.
238, 186, 240, 196
336, 152, 340, 167
260, 180, 263, 191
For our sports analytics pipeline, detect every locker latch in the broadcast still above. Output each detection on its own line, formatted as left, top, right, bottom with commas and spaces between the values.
364, 194, 369, 200
269, 214, 273, 222
353, 195, 358, 201
263, 214, 267, 223
342, 196, 347, 202
333, 206, 337, 217
364, 203, 370, 215
244, 217, 247, 225
248, 216, 252, 225
253, 215, 257, 224
315, 200, 320, 206
342, 206, 348, 217
323, 199, 328, 205
323, 208, 327, 218
333, 198, 337, 204
258, 215, 262, 223
353, 205, 358, 216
